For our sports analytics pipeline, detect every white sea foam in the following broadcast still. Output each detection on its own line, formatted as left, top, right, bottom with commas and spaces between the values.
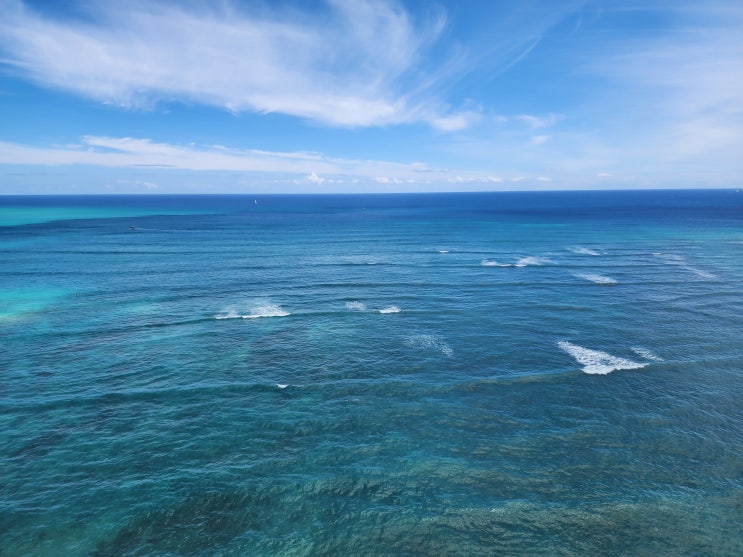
481, 259, 512, 267
244, 304, 290, 319
345, 301, 366, 311
569, 246, 601, 256
276, 384, 288, 389
438, 249, 450, 254
514, 256, 553, 267
216, 303, 289, 320
687, 267, 716, 279
405, 334, 453, 357
379, 305, 401, 314
631, 347, 663, 362
481, 256, 552, 267
215, 308, 241, 319
557, 341, 647, 375
574, 273, 618, 285
653, 253, 716, 278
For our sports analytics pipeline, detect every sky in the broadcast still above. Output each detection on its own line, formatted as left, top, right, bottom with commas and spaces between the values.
0, 0, 742, 194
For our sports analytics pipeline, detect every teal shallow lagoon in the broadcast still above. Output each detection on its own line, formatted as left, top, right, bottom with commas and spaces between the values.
0, 195, 219, 226
1, 191, 742, 555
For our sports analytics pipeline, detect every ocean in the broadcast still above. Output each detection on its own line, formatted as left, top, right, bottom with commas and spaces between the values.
1, 190, 742, 556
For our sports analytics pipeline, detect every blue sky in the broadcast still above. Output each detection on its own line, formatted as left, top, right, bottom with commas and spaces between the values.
0, 0, 741, 194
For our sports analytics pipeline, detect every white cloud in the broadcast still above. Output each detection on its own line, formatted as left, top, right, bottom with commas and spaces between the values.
0, 135, 529, 186
517, 113, 559, 129
430, 109, 483, 131
437, 1, 743, 188
0, 134, 613, 191
586, 2, 743, 166
448, 175, 504, 184
305, 172, 326, 185
0, 136, 378, 174
375, 176, 405, 184
113, 179, 159, 190
0, 0, 479, 129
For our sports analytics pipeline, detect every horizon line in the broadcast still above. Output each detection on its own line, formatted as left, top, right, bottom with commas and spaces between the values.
1, 187, 741, 197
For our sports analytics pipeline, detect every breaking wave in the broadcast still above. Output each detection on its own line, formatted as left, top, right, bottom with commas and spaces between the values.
214, 308, 241, 320
653, 252, 716, 279
244, 304, 290, 319
215, 303, 290, 320
481, 259, 512, 267
574, 273, 618, 285
631, 347, 663, 362
514, 256, 553, 267
557, 341, 647, 375
379, 306, 401, 314
568, 246, 601, 256
481, 256, 552, 267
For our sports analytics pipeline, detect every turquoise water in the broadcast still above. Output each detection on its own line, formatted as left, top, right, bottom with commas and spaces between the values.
1, 191, 742, 555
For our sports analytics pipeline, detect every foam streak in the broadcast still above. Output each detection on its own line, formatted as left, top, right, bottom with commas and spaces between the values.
574, 273, 618, 285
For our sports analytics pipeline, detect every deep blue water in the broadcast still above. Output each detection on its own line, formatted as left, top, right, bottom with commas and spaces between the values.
1, 191, 742, 556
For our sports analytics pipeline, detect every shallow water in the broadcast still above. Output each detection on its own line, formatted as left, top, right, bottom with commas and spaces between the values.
1, 191, 742, 555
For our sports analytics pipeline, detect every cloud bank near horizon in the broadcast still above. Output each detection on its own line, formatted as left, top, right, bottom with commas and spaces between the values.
0, 135, 543, 188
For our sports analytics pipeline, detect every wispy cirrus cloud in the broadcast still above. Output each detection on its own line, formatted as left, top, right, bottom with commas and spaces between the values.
516, 113, 559, 129
427, 1, 743, 188
0, 0, 482, 129
0, 0, 592, 131
0, 136, 360, 174
584, 1, 743, 167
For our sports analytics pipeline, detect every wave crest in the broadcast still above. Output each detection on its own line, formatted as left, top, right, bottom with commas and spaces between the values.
631, 347, 663, 362
215, 308, 241, 320
514, 256, 553, 267
481, 259, 512, 267
653, 253, 716, 279
574, 273, 618, 285
215, 303, 290, 320
569, 247, 601, 256
244, 304, 290, 319
557, 341, 646, 375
